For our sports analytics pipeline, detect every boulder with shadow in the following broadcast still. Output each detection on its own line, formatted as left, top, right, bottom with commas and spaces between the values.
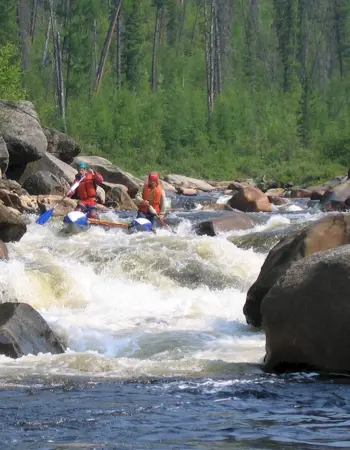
44, 127, 80, 164
0, 101, 47, 166
0, 203, 27, 242
244, 213, 350, 328
22, 170, 68, 195
0, 136, 9, 175
194, 211, 262, 236
0, 302, 66, 358
262, 245, 350, 374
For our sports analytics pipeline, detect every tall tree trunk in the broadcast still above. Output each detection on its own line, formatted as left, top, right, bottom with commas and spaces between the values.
214, 0, 222, 95
151, 5, 161, 92
17, 0, 30, 70
94, 0, 123, 92
30, 0, 38, 43
204, 0, 214, 121
116, 14, 122, 90
216, 0, 234, 85
178, 0, 187, 46
50, 0, 67, 132
42, 16, 52, 66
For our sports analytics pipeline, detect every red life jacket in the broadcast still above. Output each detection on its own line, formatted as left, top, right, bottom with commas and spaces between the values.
76, 173, 97, 203
138, 183, 163, 214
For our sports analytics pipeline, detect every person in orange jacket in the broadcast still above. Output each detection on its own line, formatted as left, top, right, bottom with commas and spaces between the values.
134, 172, 167, 227
67, 162, 104, 209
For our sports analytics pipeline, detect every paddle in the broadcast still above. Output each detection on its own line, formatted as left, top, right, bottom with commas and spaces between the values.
36, 176, 85, 225
88, 218, 130, 228
148, 206, 175, 233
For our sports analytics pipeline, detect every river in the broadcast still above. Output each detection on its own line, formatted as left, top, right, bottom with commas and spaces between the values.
0, 201, 349, 449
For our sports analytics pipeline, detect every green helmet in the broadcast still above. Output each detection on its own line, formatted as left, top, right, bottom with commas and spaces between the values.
77, 162, 88, 170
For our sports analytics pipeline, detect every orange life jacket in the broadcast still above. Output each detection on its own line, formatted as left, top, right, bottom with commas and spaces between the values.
76, 173, 97, 202
138, 183, 163, 214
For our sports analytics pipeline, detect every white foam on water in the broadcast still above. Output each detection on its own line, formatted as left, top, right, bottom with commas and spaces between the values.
0, 219, 268, 379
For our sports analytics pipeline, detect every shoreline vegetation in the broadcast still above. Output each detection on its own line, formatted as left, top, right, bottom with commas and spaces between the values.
0, 1, 349, 184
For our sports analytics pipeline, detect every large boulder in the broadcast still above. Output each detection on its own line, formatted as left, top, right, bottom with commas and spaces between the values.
320, 178, 350, 211
194, 211, 261, 236
262, 245, 350, 374
227, 186, 272, 213
19, 152, 77, 185
105, 184, 137, 210
22, 170, 67, 195
0, 136, 9, 175
164, 174, 214, 192
73, 156, 142, 197
0, 302, 66, 358
44, 127, 80, 164
0, 101, 47, 165
244, 214, 350, 328
0, 179, 27, 195
0, 203, 27, 242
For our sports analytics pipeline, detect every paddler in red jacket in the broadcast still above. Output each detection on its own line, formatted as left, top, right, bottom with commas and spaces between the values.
134, 172, 167, 227
67, 162, 104, 209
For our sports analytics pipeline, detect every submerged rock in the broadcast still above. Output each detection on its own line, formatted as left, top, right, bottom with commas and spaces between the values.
244, 213, 350, 328
0, 302, 66, 358
194, 211, 261, 236
262, 245, 350, 374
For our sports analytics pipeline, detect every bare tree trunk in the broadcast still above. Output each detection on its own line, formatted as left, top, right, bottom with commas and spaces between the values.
17, 0, 30, 70
65, 34, 72, 111
191, 2, 200, 42
50, 0, 67, 132
116, 14, 122, 90
178, 0, 187, 45
204, 0, 214, 121
214, 0, 222, 94
30, 0, 38, 43
94, 0, 123, 92
216, 0, 234, 84
42, 16, 52, 66
151, 5, 161, 92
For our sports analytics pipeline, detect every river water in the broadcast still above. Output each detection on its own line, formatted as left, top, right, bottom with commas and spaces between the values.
0, 202, 349, 449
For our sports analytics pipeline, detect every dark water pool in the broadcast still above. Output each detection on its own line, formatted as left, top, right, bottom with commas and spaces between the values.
1, 374, 350, 449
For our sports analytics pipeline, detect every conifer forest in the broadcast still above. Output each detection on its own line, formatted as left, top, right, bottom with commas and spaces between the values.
1, 0, 350, 182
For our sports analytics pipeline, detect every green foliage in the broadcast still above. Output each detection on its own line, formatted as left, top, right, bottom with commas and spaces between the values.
0, 0, 348, 184
0, 44, 26, 100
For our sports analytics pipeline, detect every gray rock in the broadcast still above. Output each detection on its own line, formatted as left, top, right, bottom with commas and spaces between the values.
0, 136, 9, 174
262, 245, 350, 374
0, 302, 66, 358
0, 203, 27, 242
0, 101, 47, 164
19, 152, 77, 186
194, 211, 261, 236
44, 127, 80, 164
244, 213, 350, 328
164, 174, 214, 192
73, 156, 142, 197
22, 170, 67, 195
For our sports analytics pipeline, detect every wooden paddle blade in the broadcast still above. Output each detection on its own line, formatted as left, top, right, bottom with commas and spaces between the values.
88, 218, 130, 228
36, 207, 55, 225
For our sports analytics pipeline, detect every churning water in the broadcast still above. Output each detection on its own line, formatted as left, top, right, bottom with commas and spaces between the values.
0, 207, 349, 449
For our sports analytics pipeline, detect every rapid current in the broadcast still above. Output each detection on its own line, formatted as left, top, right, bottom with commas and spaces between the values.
0, 197, 349, 449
